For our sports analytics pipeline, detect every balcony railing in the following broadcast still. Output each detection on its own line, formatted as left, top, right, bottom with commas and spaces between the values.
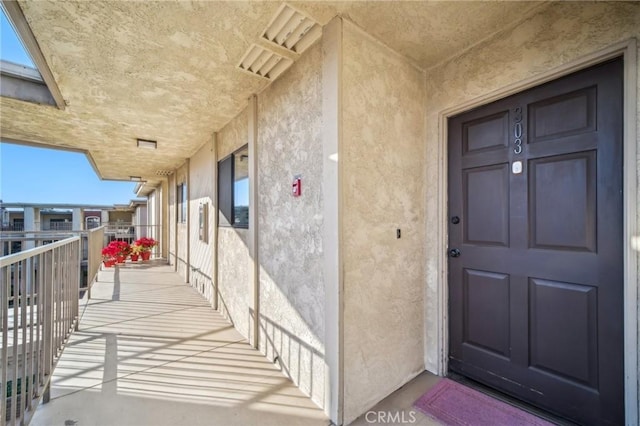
0, 236, 81, 424
40, 223, 73, 231
0, 225, 23, 232
86, 226, 105, 299
1, 224, 162, 274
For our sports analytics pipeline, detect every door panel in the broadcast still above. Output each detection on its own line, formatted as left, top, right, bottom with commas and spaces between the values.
529, 151, 597, 251
528, 86, 597, 143
448, 58, 623, 425
528, 278, 598, 387
463, 111, 510, 153
464, 164, 510, 246
463, 269, 511, 358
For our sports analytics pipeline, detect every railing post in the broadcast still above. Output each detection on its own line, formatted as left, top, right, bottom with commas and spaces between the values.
11, 256, 19, 424
19, 258, 28, 421
42, 250, 53, 404
26, 256, 36, 413
75, 239, 80, 331
1, 265, 8, 423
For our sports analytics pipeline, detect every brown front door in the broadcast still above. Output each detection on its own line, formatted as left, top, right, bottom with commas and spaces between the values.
447, 58, 623, 425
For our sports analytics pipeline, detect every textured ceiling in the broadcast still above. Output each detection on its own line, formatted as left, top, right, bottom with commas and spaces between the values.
0, 1, 545, 192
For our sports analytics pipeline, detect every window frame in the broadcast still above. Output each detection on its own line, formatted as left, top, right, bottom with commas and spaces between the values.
177, 182, 187, 223
217, 145, 249, 229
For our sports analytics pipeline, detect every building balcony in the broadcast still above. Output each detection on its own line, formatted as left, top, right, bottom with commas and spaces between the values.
17, 260, 328, 426
40, 223, 73, 231
0, 225, 23, 232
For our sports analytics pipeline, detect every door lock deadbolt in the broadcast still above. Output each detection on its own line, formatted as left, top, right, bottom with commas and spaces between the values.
451, 216, 460, 225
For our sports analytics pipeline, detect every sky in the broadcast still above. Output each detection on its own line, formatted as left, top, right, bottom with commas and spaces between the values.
1, 8, 33, 67
0, 143, 138, 205
1, 8, 137, 206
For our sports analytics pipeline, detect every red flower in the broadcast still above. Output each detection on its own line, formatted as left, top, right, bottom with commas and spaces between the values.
134, 238, 157, 249
101, 245, 118, 260
104, 240, 131, 257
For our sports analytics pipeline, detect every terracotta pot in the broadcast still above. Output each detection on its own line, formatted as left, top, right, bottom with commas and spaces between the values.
141, 251, 151, 261
103, 259, 116, 267
130, 254, 139, 262
116, 255, 126, 264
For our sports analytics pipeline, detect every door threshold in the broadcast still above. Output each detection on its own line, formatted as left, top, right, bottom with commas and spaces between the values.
447, 372, 579, 426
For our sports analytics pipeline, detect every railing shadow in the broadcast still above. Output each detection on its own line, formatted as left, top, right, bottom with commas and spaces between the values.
252, 309, 325, 410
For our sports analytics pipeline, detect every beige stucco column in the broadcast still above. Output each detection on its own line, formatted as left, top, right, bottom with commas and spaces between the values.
23, 207, 39, 250
322, 17, 343, 425
72, 208, 83, 230
161, 178, 169, 260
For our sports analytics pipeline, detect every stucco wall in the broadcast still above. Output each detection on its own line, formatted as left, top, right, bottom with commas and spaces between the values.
107, 211, 132, 223
188, 140, 215, 302
134, 206, 147, 227
256, 42, 326, 408
41, 213, 72, 227
421, 1, 640, 416
341, 21, 427, 424
216, 107, 252, 339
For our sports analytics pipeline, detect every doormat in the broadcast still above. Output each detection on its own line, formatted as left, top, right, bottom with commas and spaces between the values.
413, 379, 555, 426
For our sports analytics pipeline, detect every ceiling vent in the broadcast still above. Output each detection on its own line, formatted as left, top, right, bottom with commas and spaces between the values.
237, 44, 293, 80
155, 170, 173, 177
261, 3, 321, 54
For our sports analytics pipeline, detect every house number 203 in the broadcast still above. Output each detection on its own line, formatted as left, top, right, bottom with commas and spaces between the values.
513, 107, 523, 154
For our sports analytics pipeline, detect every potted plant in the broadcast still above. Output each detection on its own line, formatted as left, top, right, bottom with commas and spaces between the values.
134, 237, 157, 261
130, 244, 143, 261
101, 245, 117, 267
108, 240, 131, 263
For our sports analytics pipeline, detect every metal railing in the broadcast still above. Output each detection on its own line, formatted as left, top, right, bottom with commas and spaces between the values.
0, 226, 23, 233
1, 224, 163, 281
40, 223, 72, 232
0, 233, 76, 258
1, 232, 91, 291
86, 226, 105, 298
0, 237, 81, 425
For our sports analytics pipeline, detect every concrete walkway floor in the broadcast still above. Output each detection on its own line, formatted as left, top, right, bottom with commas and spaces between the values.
31, 261, 329, 426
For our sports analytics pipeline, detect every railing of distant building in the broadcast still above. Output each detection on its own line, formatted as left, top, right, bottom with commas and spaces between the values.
0, 236, 81, 425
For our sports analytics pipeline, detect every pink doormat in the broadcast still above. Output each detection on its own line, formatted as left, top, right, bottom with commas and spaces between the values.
413, 379, 555, 426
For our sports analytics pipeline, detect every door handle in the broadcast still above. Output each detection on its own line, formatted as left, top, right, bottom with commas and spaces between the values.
449, 248, 461, 258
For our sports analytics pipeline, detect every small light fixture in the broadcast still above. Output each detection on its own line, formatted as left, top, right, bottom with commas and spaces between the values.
137, 138, 157, 149
130, 176, 142, 182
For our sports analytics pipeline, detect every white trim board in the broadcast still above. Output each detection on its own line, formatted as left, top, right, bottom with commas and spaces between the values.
435, 38, 638, 425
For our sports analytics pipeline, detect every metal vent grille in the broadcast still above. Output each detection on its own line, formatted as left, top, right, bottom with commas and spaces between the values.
237, 44, 293, 80
261, 3, 321, 54
155, 170, 173, 176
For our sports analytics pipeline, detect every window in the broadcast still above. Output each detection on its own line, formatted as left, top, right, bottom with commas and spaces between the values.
12, 218, 23, 231
218, 146, 249, 228
86, 216, 100, 229
177, 183, 187, 223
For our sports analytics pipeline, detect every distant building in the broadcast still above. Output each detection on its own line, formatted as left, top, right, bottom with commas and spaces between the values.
1, 200, 146, 229
0, 200, 147, 254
